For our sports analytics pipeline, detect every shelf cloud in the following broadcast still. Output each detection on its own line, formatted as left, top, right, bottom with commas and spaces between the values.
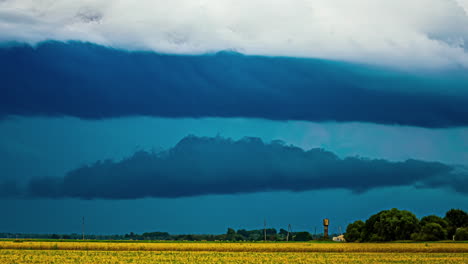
1, 42, 468, 127
23, 135, 468, 199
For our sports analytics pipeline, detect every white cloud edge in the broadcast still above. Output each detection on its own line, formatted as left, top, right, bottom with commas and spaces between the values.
0, 0, 468, 69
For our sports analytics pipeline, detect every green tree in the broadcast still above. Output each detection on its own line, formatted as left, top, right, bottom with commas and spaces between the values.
344, 220, 364, 242
362, 208, 419, 241
445, 209, 468, 238
294, 232, 312, 241
454, 227, 468, 241
420, 215, 448, 229
279, 229, 288, 236
445, 209, 468, 227
226, 228, 236, 241
412, 223, 447, 241
236, 229, 248, 240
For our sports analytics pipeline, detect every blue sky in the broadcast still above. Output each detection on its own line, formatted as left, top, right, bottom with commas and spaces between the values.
0, 0, 467, 234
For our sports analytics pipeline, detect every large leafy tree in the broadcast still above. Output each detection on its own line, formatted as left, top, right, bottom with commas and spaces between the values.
445, 209, 468, 228
362, 208, 419, 241
420, 215, 448, 229
412, 223, 447, 241
344, 220, 364, 242
445, 209, 468, 238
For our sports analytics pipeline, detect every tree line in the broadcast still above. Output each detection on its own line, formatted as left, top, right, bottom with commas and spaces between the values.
2, 208, 466, 242
127, 229, 320, 241
0, 229, 325, 242
345, 208, 468, 242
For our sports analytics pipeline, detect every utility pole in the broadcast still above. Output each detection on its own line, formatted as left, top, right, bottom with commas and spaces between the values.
82, 217, 85, 240
314, 226, 317, 239
263, 219, 267, 242
286, 224, 292, 242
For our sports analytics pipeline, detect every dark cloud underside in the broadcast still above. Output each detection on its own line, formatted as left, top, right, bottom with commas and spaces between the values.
25, 136, 467, 199
0, 179, 20, 198
1, 41, 468, 127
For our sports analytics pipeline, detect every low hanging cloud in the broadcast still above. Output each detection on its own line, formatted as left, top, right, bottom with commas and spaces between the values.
0, 179, 20, 198
1, 41, 468, 128
25, 135, 467, 199
1, 0, 468, 69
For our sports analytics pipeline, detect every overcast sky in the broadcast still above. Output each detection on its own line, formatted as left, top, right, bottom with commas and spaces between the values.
0, 0, 467, 235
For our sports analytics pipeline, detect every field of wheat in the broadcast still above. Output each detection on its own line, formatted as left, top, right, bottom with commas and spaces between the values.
0, 241, 466, 263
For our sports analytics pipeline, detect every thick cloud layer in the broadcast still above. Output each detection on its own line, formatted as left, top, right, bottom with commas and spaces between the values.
1, 0, 468, 69
0, 180, 20, 198
1, 42, 468, 127
25, 135, 467, 199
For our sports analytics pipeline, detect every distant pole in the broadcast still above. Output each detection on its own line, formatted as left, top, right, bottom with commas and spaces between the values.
289, 224, 293, 241
263, 219, 267, 242
314, 226, 317, 239
286, 224, 291, 242
82, 217, 85, 240
339, 226, 342, 235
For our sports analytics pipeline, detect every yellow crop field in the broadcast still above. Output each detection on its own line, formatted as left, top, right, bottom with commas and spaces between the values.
0, 241, 467, 264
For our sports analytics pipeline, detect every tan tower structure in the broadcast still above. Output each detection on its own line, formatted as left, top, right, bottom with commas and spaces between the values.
323, 218, 329, 239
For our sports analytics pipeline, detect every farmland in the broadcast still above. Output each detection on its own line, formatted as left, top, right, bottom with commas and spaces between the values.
0, 241, 466, 264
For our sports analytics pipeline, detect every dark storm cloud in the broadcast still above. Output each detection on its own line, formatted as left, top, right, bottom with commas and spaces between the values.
1, 41, 468, 127
24, 136, 467, 199
0, 179, 20, 198
418, 165, 468, 194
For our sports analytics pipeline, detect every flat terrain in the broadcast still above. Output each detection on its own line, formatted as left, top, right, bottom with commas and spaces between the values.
0, 241, 467, 263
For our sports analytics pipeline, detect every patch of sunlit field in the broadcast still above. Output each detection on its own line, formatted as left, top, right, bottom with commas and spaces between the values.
0, 241, 467, 263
